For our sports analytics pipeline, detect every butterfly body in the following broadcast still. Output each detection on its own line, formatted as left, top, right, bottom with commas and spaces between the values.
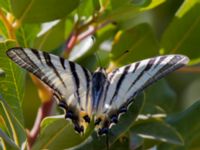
6, 47, 189, 136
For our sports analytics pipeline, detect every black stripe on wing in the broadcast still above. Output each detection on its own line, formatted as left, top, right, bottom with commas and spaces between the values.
109, 65, 131, 105
42, 51, 66, 88
127, 57, 156, 92
6, 48, 64, 99
126, 55, 189, 102
69, 61, 81, 106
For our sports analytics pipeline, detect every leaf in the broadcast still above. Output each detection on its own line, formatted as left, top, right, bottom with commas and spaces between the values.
144, 79, 177, 113
10, 0, 79, 23
0, 95, 26, 148
33, 20, 66, 50
0, 69, 4, 77
158, 100, 200, 150
32, 116, 93, 150
131, 119, 184, 146
72, 94, 144, 150
101, 0, 165, 21
0, 0, 11, 12
15, 23, 40, 47
0, 40, 25, 124
0, 20, 9, 38
161, 0, 200, 65
0, 128, 19, 150
77, 0, 94, 18
110, 23, 159, 66
69, 36, 94, 61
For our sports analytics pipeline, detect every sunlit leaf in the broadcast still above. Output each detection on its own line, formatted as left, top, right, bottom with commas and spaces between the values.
34, 20, 65, 51
32, 116, 93, 149
161, 0, 200, 65
131, 119, 183, 145
0, 40, 25, 123
0, 68, 4, 77
10, 0, 79, 23
0, 95, 26, 148
102, 0, 165, 21
110, 23, 159, 66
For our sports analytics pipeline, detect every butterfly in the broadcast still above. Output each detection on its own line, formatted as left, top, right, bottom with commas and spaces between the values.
6, 47, 189, 136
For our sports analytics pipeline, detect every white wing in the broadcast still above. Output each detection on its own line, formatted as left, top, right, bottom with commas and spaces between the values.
95, 55, 189, 135
7, 48, 93, 132
99, 55, 189, 114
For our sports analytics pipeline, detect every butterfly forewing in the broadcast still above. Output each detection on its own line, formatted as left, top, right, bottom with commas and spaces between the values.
101, 55, 188, 113
6, 48, 93, 128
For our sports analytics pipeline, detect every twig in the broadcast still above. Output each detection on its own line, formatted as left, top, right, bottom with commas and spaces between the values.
0, 9, 16, 40
27, 99, 53, 149
77, 20, 111, 42
176, 66, 200, 73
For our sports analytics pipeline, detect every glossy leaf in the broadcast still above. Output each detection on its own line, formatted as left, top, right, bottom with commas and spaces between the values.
158, 100, 200, 150
0, 68, 4, 77
0, 20, 9, 39
0, 95, 26, 149
10, 0, 79, 23
144, 79, 177, 113
161, 0, 200, 64
16, 24, 40, 47
69, 36, 94, 61
34, 20, 65, 50
0, 40, 25, 124
102, 0, 165, 21
0, 0, 11, 12
32, 115, 93, 149
0, 128, 19, 150
110, 23, 159, 65
78, 0, 94, 18
131, 119, 183, 145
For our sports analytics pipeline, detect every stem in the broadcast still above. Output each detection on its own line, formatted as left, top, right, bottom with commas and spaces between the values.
177, 66, 200, 73
0, 9, 16, 40
27, 99, 53, 149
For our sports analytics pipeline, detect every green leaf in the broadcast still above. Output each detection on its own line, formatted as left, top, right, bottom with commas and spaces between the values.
0, 20, 9, 38
0, 95, 26, 148
158, 100, 200, 150
32, 116, 93, 149
110, 138, 129, 150
73, 94, 144, 150
0, 0, 11, 12
69, 36, 94, 61
0, 129, 19, 150
16, 24, 40, 47
110, 23, 159, 65
144, 79, 177, 113
33, 20, 65, 50
131, 119, 184, 145
78, 0, 94, 18
0, 69, 4, 77
0, 40, 25, 124
10, 0, 79, 23
102, 0, 165, 21
161, 0, 200, 65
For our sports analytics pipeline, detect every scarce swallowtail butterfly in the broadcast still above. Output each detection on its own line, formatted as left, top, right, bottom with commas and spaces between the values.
6, 48, 189, 136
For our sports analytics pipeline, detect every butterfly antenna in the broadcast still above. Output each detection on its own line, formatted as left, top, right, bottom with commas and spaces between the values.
95, 52, 102, 68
